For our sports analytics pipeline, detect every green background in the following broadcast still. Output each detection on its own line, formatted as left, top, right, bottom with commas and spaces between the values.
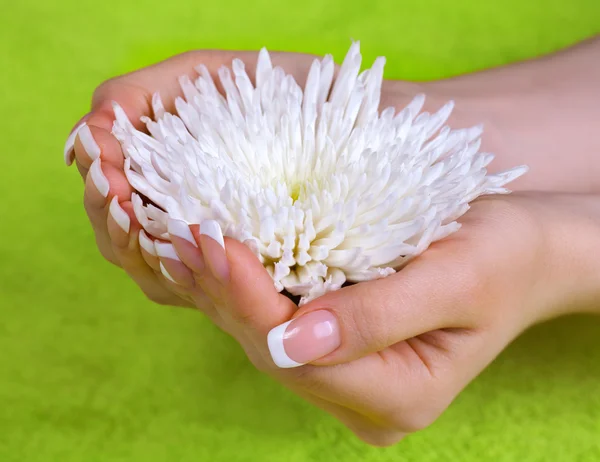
1, 0, 600, 460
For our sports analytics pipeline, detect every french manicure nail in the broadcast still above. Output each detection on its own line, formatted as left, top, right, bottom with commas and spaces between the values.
64, 122, 86, 166
155, 242, 181, 261
199, 220, 229, 282
78, 123, 101, 161
109, 196, 130, 233
267, 310, 341, 369
168, 218, 197, 247
139, 230, 156, 256
89, 158, 110, 197
159, 261, 177, 283
200, 220, 225, 249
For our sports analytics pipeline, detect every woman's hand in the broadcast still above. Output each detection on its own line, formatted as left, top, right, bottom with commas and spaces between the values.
64, 50, 342, 307
144, 192, 600, 445
63, 43, 600, 445
64, 41, 600, 306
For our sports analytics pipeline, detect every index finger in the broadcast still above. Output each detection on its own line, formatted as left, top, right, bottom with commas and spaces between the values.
64, 49, 327, 167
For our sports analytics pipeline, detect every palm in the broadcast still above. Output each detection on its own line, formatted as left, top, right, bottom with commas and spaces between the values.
208, 194, 541, 444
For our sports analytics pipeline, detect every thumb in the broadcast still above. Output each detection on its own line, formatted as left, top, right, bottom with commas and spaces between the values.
266, 249, 479, 368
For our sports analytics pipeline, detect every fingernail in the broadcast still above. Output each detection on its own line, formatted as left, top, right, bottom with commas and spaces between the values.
78, 123, 101, 161
159, 261, 177, 283
267, 310, 341, 368
199, 220, 229, 282
168, 218, 197, 247
109, 196, 130, 233
200, 220, 225, 249
155, 242, 181, 261
139, 230, 156, 256
89, 158, 109, 197
64, 121, 86, 166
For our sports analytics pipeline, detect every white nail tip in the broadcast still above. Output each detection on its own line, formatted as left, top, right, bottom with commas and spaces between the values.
138, 230, 156, 256
159, 262, 177, 283
155, 242, 181, 261
89, 159, 110, 197
199, 220, 225, 249
267, 321, 304, 369
109, 196, 130, 233
64, 122, 85, 166
167, 219, 197, 246
78, 123, 101, 161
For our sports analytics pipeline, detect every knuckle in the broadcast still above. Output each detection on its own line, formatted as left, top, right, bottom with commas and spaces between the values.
384, 407, 441, 433
99, 249, 120, 267
378, 383, 448, 433
92, 78, 121, 104
426, 247, 488, 322
390, 408, 440, 434
144, 291, 172, 306
94, 239, 120, 267
250, 357, 272, 375
351, 426, 405, 447
278, 365, 330, 395
343, 285, 390, 351
91, 77, 151, 116
452, 255, 487, 304
346, 309, 377, 352
227, 306, 260, 327
243, 347, 273, 374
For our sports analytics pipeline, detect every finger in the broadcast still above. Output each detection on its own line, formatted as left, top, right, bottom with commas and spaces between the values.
182, 220, 297, 359
64, 49, 332, 166
75, 158, 88, 182
106, 197, 191, 308
154, 241, 196, 289
63, 114, 91, 166
83, 158, 137, 265
74, 123, 125, 174
138, 228, 215, 317
266, 244, 480, 368
276, 348, 442, 435
288, 384, 406, 447
83, 158, 116, 265
138, 229, 161, 272
167, 219, 205, 274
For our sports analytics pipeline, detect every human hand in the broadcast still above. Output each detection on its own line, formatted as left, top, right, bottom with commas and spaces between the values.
64, 40, 600, 306
63, 49, 349, 307
63, 45, 600, 445
63, 47, 436, 308
150, 192, 600, 445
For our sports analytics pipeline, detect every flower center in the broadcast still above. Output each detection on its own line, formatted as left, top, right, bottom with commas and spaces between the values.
289, 182, 302, 202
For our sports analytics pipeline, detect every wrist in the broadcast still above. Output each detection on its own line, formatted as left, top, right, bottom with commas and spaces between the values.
537, 194, 600, 320
385, 55, 600, 193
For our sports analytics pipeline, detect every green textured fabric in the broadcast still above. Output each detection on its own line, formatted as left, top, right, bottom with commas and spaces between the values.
1, 0, 599, 460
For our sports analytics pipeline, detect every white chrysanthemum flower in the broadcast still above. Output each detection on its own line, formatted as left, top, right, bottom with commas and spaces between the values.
111, 42, 527, 305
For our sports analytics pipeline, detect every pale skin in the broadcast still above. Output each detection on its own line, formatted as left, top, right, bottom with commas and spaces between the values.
66, 36, 600, 446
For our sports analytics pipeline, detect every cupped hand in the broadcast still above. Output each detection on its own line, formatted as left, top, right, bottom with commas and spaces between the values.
64, 49, 600, 446
64, 47, 426, 309
141, 192, 600, 446
64, 49, 346, 307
